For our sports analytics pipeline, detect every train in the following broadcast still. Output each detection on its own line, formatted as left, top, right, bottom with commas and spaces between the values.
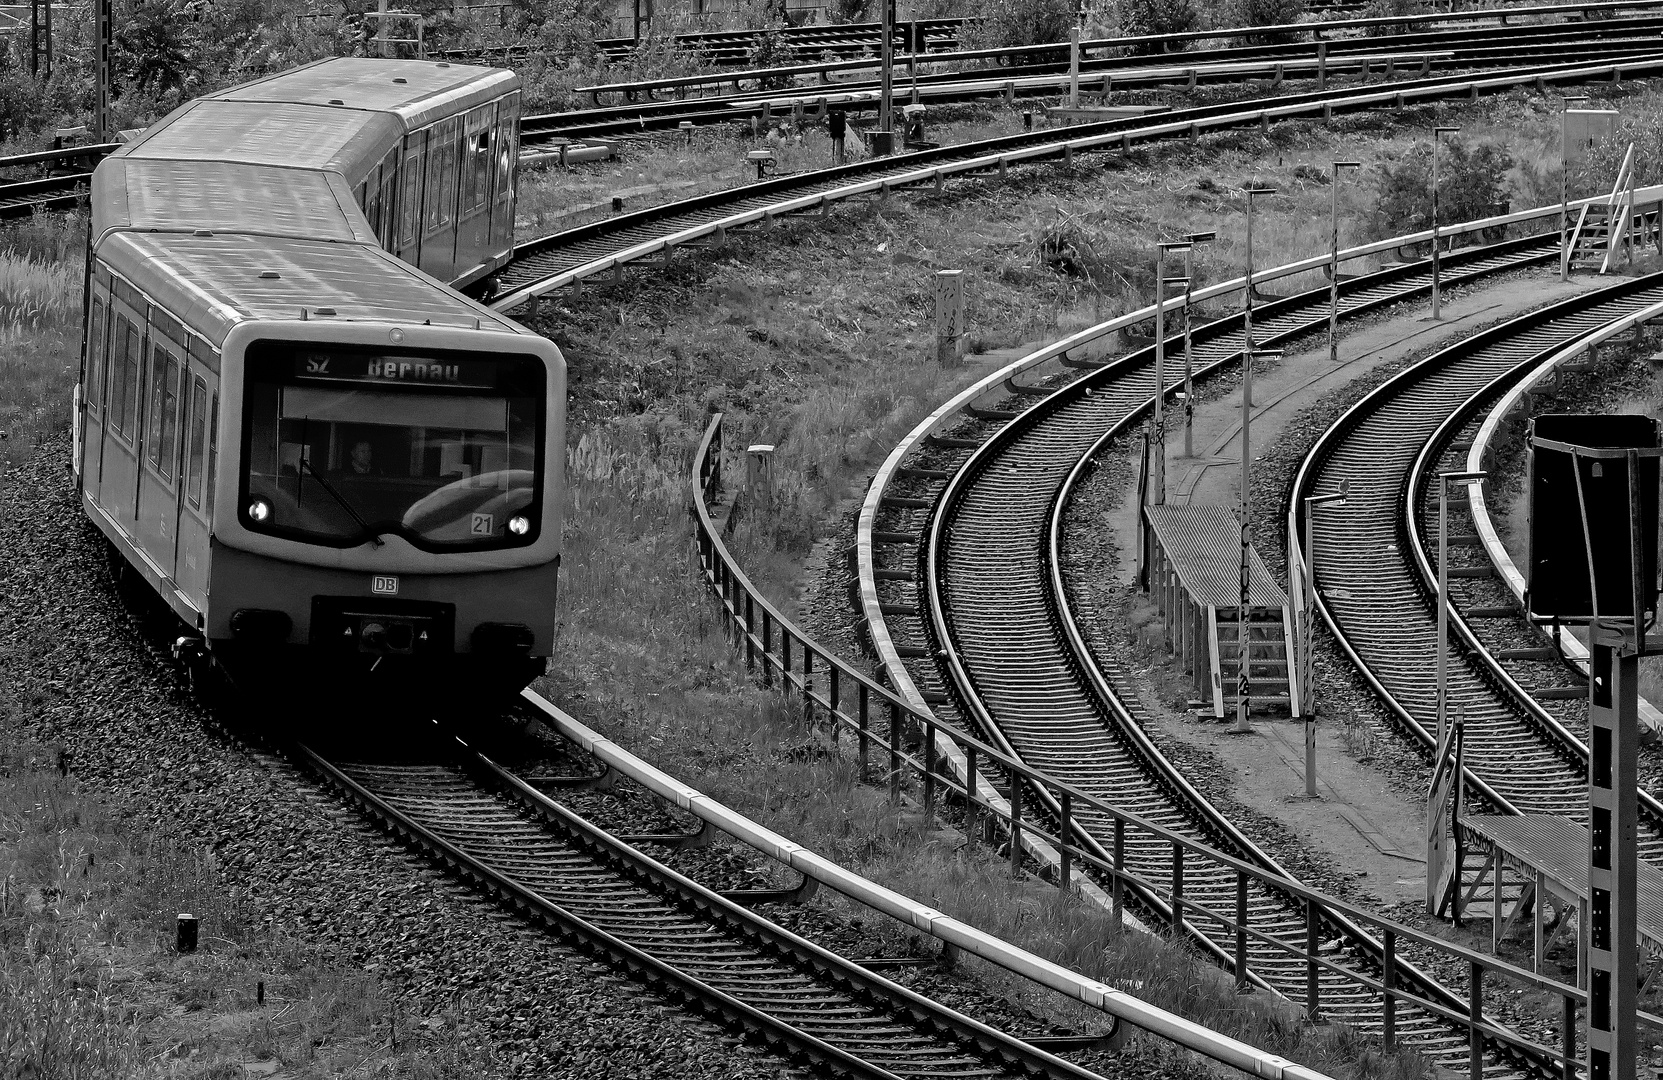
72, 57, 567, 701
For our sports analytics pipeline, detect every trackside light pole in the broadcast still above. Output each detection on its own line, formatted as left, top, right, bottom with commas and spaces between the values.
1561, 95, 1590, 280
878, 0, 895, 151
1153, 241, 1191, 506
1328, 161, 1361, 367
1242, 187, 1275, 406
1236, 346, 1283, 734
1436, 469, 1486, 745
1300, 483, 1349, 796
1430, 125, 1460, 319
1181, 231, 1216, 458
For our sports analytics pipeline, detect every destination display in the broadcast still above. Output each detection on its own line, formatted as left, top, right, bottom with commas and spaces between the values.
289, 351, 502, 389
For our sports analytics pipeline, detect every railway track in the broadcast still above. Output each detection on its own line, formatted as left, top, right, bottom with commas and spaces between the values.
488, 52, 1663, 309
292, 719, 1109, 1080
1291, 273, 1663, 858
861, 233, 1562, 1075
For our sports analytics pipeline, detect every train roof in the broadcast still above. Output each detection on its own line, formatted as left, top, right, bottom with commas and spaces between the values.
210, 57, 516, 129
120, 100, 402, 175
98, 231, 525, 348
92, 159, 378, 245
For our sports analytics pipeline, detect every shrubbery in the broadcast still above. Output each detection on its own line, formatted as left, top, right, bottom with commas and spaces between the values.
1233, 0, 1307, 45
1118, 0, 1200, 52
961, 0, 1074, 50
1366, 137, 1515, 241
1359, 0, 1421, 36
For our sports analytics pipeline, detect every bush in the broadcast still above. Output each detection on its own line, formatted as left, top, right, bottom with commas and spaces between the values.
749, 23, 796, 87
1359, 0, 1421, 36
1119, 0, 1200, 52
1367, 138, 1515, 242
1233, 0, 1306, 45
962, 0, 1073, 50
0, 69, 48, 143
826, 0, 872, 21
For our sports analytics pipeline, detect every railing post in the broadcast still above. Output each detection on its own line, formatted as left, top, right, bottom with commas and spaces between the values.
1562, 992, 1576, 1080
782, 632, 793, 696
744, 593, 755, 670
1235, 871, 1249, 992
761, 612, 773, 687
1112, 817, 1125, 928
922, 720, 936, 823
1469, 961, 1484, 1079
828, 667, 840, 745
1009, 777, 1022, 875
963, 744, 978, 848
1306, 895, 1321, 1022
1058, 790, 1072, 891
801, 645, 813, 722
1171, 842, 1185, 938
887, 702, 901, 805
857, 684, 870, 780
1383, 929, 1397, 1050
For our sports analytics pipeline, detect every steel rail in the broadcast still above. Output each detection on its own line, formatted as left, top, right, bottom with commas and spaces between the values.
1462, 304, 1663, 735
294, 730, 1107, 1080
1288, 273, 1663, 862
898, 241, 1556, 1075
690, 366, 1635, 1080
522, 691, 1351, 1080
487, 52, 1663, 313
570, 2, 1663, 102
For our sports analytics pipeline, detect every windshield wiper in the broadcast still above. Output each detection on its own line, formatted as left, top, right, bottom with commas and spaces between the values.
300, 456, 386, 548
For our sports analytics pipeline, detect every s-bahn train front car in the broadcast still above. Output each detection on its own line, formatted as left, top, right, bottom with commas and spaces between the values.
74, 57, 566, 703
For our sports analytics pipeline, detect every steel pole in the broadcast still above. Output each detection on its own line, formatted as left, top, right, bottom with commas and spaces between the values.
1562, 106, 1572, 280
1303, 502, 1318, 793
1183, 247, 1195, 458
1432, 138, 1442, 320
1153, 266, 1166, 505
1437, 479, 1449, 746
879, 0, 894, 141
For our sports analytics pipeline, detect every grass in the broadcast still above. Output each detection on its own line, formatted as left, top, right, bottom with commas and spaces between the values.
0, 213, 86, 471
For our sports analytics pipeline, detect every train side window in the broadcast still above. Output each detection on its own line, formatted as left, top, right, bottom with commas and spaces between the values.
379, 162, 399, 244
86, 298, 105, 419
464, 129, 490, 213
184, 374, 208, 509
495, 95, 519, 203
424, 119, 457, 233
111, 313, 140, 442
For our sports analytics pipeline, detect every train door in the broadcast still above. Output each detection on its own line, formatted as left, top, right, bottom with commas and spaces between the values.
420, 115, 459, 282
80, 274, 110, 488
100, 286, 146, 528
395, 129, 426, 267
454, 104, 494, 281
488, 93, 519, 261
173, 340, 218, 606
134, 313, 185, 578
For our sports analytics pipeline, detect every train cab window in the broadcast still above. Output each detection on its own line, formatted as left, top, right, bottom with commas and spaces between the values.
86, 298, 106, 419
184, 375, 208, 509
240, 342, 544, 551
111, 313, 141, 442
145, 343, 180, 482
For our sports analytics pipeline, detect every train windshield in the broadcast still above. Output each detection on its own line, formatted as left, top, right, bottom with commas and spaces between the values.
241, 342, 544, 550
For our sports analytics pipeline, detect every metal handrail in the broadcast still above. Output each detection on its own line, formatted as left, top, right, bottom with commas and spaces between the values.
692, 410, 1632, 1076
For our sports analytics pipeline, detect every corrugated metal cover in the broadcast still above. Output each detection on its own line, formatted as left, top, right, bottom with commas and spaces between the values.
127, 100, 376, 169
106, 160, 366, 243
97, 232, 519, 346
215, 58, 513, 125
1145, 504, 1288, 608
1463, 814, 1663, 948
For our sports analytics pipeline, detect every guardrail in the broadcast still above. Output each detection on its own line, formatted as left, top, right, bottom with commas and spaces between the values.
494, 53, 1663, 312
1463, 301, 1663, 734
573, 0, 1663, 101
693, 407, 1629, 1076
521, 688, 1340, 1080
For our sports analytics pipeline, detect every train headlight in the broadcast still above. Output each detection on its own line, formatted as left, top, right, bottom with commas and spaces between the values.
507, 514, 531, 536
247, 497, 272, 524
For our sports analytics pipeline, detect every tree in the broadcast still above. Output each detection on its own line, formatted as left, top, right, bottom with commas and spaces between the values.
1233, 0, 1307, 46
963, 0, 1074, 50
115, 0, 204, 96
1119, 0, 1199, 52
1367, 138, 1515, 243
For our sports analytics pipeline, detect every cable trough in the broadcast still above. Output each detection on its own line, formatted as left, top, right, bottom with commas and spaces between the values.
296, 724, 1110, 1080
1292, 273, 1663, 863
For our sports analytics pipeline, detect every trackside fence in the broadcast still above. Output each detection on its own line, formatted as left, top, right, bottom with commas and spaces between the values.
696, 411, 1614, 1078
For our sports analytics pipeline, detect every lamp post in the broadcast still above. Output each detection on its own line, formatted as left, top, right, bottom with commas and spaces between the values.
1236, 346, 1283, 734
1561, 95, 1590, 280
1153, 241, 1192, 505
1300, 483, 1350, 796
1181, 230, 1216, 458
1243, 187, 1276, 405
1430, 125, 1460, 319
878, 0, 894, 151
1436, 470, 1487, 745
1328, 161, 1361, 368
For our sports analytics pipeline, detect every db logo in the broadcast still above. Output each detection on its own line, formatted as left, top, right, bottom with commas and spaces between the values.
371, 575, 399, 595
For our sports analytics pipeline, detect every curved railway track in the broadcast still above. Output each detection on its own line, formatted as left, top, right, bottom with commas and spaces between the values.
293, 719, 1109, 1080
488, 53, 1663, 308
863, 235, 1563, 1075
1292, 273, 1663, 858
